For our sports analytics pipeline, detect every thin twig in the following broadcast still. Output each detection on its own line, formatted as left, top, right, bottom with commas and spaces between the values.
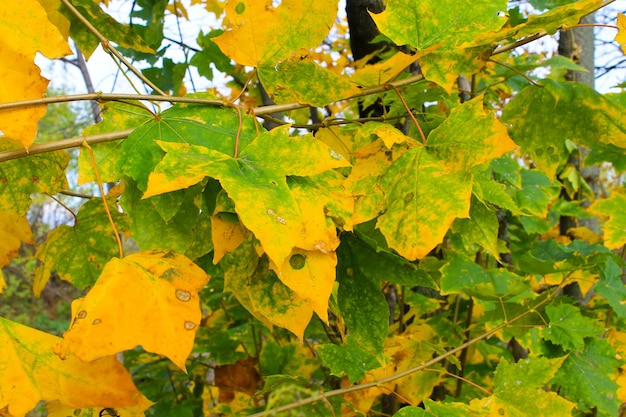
488, 58, 542, 87
59, 0, 167, 96
492, 0, 616, 55
46, 194, 78, 223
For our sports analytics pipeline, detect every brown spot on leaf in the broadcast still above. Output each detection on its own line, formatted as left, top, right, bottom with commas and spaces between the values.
175, 289, 191, 302
184, 321, 196, 330
92, 318, 102, 325
77, 310, 87, 319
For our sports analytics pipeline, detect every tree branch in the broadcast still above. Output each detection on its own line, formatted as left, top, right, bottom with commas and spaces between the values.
59, 0, 167, 96
0, 129, 133, 163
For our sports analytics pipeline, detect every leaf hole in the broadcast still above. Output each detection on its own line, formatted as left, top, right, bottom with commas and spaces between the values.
184, 321, 197, 330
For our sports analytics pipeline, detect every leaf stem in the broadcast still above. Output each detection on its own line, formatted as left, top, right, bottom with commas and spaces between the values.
488, 58, 542, 87
59, 0, 167, 96
82, 141, 124, 259
387, 84, 427, 144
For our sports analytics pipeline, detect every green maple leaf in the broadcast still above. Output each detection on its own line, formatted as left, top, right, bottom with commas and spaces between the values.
33, 194, 128, 295
117, 103, 258, 191
596, 258, 626, 318
543, 303, 603, 351
64, 0, 154, 59
501, 80, 626, 178
440, 256, 529, 300
474, 356, 576, 417
554, 339, 621, 416
78, 102, 154, 185
336, 234, 390, 359
317, 338, 380, 382
371, 0, 507, 51
144, 125, 350, 265
120, 179, 213, 260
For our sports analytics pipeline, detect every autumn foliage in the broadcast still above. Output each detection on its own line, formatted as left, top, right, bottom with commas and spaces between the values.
2, 0, 626, 416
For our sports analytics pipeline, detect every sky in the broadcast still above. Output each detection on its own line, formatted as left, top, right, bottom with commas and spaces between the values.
37, 0, 626, 99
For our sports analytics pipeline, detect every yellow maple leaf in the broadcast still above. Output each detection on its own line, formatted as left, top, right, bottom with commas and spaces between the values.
211, 214, 247, 264
0, 0, 71, 147
615, 13, 626, 54
212, 0, 337, 67
0, 211, 33, 273
55, 250, 210, 371
0, 317, 152, 416
270, 249, 337, 323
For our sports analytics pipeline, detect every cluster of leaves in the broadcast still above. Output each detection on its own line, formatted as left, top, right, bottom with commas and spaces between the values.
2, 0, 626, 416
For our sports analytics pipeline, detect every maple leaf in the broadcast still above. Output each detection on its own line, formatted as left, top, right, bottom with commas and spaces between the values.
116, 103, 258, 192
144, 125, 350, 265
0, 317, 152, 416
589, 191, 626, 249
211, 213, 248, 264
426, 96, 518, 170
33, 193, 129, 295
371, 0, 507, 51
543, 303, 603, 350
78, 102, 154, 185
0, 212, 33, 274
469, 356, 574, 417
0, 0, 71, 147
270, 248, 337, 323
0, 212, 32, 294
212, 0, 338, 66
55, 250, 210, 371
258, 59, 359, 106
376, 145, 473, 260
0, 138, 69, 215
220, 240, 313, 339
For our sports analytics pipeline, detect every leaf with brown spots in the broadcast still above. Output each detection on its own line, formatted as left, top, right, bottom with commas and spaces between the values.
55, 250, 210, 371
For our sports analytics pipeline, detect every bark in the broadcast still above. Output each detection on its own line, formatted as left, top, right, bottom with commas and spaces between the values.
346, 0, 392, 118
558, 14, 599, 304
345, 0, 388, 64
